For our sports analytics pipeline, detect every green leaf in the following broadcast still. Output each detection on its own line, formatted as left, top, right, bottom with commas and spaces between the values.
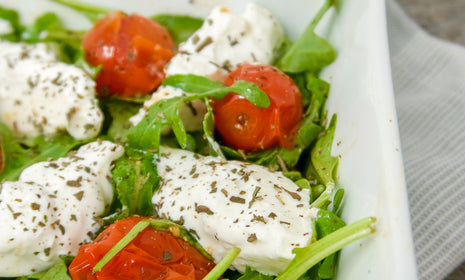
0, 123, 84, 182
316, 209, 346, 238
162, 74, 224, 93
315, 210, 346, 279
0, 5, 88, 63
310, 115, 338, 185
50, 0, 111, 23
332, 188, 344, 214
276, 0, 336, 73
0, 6, 24, 42
128, 75, 269, 152
275, 217, 376, 280
311, 184, 326, 203
203, 100, 225, 157
112, 153, 160, 216
226, 80, 270, 108
236, 267, 274, 280
23, 255, 73, 279
163, 74, 270, 108
21, 12, 62, 42
100, 98, 141, 143
152, 14, 204, 45
283, 171, 303, 181
127, 97, 184, 152
10, 8, 88, 63
100, 99, 141, 143
318, 253, 337, 279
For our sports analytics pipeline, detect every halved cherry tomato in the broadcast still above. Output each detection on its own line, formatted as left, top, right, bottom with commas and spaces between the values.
83, 11, 176, 98
69, 216, 215, 280
213, 64, 303, 152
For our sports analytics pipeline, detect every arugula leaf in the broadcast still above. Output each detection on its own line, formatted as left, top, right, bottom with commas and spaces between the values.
15, 11, 86, 63
21, 12, 62, 42
0, 6, 24, 42
332, 188, 344, 214
0, 6, 90, 65
203, 100, 225, 157
21, 256, 73, 280
315, 210, 346, 279
112, 152, 159, 216
152, 14, 203, 45
50, 0, 110, 23
275, 217, 376, 280
309, 115, 338, 186
99, 99, 141, 143
127, 74, 269, 152
307, 115, 338, 210
0, 123, 83, 182
235, 267, 274, 280
276, 0, 336, 73
163, 75, 270, 108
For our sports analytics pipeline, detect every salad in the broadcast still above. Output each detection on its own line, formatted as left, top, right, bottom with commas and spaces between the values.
0, 0, 376, 279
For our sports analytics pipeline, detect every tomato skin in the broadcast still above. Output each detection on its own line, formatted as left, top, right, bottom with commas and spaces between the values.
68, 217, 215, 280
83, 11, 176, 98
213, 64, 303, 152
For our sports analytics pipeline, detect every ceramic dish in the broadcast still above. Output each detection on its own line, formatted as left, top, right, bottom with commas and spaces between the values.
1, 0, 418, 279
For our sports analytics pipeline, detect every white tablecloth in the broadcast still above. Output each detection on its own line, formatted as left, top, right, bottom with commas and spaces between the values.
387, 1, 465, 279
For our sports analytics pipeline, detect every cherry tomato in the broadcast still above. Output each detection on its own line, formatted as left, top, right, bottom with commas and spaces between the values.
213, 64, 303, 152
69, 216, 215, 280
83, 11, 176, 98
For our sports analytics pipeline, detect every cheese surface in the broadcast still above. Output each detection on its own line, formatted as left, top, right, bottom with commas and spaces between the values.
0, 141, 124, 276
153, 147, 313, 275
0, 41, 103, 140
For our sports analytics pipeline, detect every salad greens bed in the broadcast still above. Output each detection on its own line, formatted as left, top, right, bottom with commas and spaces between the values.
0, 0, 376, 279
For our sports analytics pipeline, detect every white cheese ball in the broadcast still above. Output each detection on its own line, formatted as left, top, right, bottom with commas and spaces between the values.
130, 3, 283, 128
166, 3, 283, 77
0, 41, 103, 140
152, 147, 313, 275
0, 140, 124, 277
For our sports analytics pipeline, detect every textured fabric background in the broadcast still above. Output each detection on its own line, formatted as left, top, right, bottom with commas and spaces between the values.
387, 1, 465, 279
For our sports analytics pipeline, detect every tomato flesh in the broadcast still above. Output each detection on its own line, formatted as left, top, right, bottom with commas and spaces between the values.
69, 217, 215, 280
83, 11, 176, 98
213, 64, 303, 152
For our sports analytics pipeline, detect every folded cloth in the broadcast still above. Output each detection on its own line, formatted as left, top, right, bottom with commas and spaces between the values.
386, 1, 465, 279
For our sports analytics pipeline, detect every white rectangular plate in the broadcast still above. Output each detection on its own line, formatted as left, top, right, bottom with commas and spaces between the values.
2, 0, 418, 279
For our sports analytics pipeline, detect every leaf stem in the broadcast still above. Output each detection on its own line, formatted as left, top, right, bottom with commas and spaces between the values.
92, 219, 150, 273
307, 0, 333, 32
276, 216, 376, 280
203, 247, 241, 280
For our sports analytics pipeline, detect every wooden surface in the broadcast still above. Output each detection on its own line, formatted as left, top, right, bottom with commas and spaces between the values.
395, 0, 465, 279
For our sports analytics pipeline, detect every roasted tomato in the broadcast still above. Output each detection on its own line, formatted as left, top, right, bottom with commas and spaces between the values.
69, 216, 215, 280
82, 11, 176, 98
213, 64, 303, 152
